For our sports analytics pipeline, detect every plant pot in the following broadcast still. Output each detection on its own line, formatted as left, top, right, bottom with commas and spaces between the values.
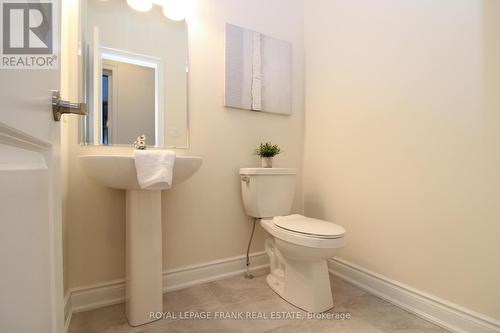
261, 157, 273, 168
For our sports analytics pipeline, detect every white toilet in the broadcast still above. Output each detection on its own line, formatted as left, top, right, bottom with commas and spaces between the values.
239, 167, 346, 313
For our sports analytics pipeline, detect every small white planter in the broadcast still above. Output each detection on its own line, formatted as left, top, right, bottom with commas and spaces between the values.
261, 157, 273, 168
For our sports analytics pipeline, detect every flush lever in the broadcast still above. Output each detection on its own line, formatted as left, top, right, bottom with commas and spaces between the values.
52, 90, 88, 121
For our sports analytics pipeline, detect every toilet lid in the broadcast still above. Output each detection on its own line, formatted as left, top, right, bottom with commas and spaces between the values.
273, 214, 345, 239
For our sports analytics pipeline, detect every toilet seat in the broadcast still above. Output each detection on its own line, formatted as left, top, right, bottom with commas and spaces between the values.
273, 214, 345, 239
261, 217, 345, 249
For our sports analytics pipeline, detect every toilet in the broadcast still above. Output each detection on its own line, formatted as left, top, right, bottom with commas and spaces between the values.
239, 168, 346, 313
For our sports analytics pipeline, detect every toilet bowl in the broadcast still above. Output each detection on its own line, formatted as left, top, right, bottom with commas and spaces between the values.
261, 215, 345, 312
239, 168, 346, 313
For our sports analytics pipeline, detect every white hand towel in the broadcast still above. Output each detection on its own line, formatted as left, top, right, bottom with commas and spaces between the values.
134, 150, 176, 189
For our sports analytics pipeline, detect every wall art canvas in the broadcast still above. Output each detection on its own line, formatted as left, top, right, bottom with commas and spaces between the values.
225, 23, 292, 115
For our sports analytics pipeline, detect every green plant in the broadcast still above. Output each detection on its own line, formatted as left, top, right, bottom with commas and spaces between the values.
254, 142, 282, 158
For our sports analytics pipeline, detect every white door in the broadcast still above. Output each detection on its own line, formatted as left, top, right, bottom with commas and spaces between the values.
0, 1, 64, 332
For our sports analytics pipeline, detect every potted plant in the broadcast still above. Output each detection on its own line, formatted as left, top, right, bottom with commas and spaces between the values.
254, 142, 282, 168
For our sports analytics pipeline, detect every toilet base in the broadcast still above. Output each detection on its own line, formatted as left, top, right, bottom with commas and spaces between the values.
265, 238, 334, 313
265, 262, 334, 313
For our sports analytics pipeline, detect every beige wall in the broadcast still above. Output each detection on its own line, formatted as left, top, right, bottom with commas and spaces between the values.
62, 0, 304, 292
304, 0, 500, 320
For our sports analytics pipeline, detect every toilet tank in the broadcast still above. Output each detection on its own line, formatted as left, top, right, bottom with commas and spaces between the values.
239, 168, 297, 218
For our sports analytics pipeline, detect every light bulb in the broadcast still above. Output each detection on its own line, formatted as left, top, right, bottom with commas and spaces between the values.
127, 0, 152, 12
162, 0, 190, 21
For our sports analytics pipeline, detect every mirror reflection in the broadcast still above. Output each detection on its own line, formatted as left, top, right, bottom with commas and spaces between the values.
82, 0, 189, 148
101, 57, 156, 145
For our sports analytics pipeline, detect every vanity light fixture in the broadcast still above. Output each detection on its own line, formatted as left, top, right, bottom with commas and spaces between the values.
162, 0, 187, 21
126, 0, 153, 12
126, 0, 190, 21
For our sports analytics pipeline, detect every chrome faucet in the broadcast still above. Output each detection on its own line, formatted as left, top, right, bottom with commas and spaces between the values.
134, 135, 147, 150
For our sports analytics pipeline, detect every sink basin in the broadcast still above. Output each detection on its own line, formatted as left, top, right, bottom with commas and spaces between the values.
78, 154, 202, 190
77, 153, 202, 326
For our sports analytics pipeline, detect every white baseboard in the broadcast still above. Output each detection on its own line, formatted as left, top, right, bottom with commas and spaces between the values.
63, 293, 72, 333
64, 251, 269, 331
328, 258, 500, 333
64, 253, 500, 333
163, 251, 268, 292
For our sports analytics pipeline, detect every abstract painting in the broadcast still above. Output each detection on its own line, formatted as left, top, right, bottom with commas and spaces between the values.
225, 23, 292, 115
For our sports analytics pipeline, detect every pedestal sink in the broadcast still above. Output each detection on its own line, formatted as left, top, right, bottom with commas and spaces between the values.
78, 154, 202, 326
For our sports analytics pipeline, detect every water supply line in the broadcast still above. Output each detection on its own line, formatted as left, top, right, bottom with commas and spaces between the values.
245, 217, 259, 279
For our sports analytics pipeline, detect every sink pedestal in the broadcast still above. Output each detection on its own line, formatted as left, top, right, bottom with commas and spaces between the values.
78, 154, 203, 326
125, 190, 163, 326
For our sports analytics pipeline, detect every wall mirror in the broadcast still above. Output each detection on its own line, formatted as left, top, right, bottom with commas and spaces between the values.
81, 0, 189, 148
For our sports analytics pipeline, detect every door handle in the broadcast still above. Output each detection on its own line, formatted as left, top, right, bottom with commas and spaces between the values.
52, 90, 88, 121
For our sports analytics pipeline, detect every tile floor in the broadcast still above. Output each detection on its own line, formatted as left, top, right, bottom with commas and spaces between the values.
68, 270, 450, 333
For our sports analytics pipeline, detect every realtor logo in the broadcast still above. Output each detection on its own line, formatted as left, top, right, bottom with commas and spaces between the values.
1, 0, 57, 69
